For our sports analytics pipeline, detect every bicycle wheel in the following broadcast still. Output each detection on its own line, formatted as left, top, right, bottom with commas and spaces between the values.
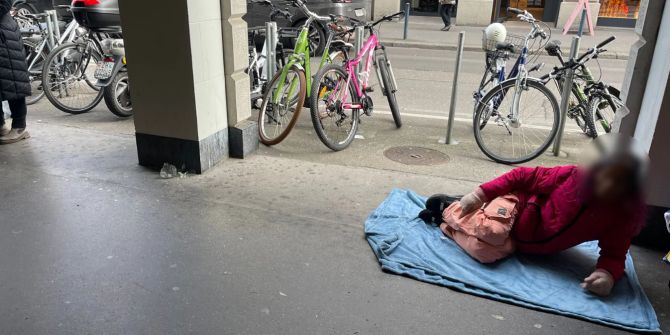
23, 39, 47, 105
586, 93, 619, 138
377, 53, 401, 128
474, 79, 559, 164
42, 42, 104, 114
258, 63, 306, 145
310, 63, 359, 151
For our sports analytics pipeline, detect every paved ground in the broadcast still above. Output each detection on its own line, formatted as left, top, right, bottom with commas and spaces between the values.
1, 43, 668, 334
380, 15, 637, 59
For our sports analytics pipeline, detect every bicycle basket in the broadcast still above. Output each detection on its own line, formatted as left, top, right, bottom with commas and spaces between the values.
482, 31, 525, 55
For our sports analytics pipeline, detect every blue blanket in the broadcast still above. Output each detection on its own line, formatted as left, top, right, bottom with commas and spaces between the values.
365, 189, 661, 334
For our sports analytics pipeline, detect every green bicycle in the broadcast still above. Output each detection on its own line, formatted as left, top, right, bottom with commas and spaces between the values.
257, 0, 352, 145
540, 38, 622, 138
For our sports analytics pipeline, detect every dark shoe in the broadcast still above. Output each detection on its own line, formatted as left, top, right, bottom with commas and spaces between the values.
0, 128, 30, 144
440, 26, 449, 31
419, 194, 461, 224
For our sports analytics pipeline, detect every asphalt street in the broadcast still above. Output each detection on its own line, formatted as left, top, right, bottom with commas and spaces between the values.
369, 47, 626, 132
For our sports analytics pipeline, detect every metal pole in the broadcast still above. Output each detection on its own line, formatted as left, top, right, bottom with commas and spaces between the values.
577, 8, 587, 37
50, 10, 61, 42
552, 36, 581, 156
265, 22, 277, 81
403, 2, 410, 40
354, 25, 364, 81
445, 31, 465, 145
45, 10, 56, 49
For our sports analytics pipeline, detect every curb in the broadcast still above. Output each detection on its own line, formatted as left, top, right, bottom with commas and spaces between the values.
381, 39, 629, 60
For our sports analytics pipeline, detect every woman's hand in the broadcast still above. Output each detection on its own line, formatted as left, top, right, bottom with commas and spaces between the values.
581, 269, 614, 297
458, 188, 486, 218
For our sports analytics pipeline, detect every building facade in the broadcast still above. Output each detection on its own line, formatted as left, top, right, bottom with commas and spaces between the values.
392, 0, 641, 27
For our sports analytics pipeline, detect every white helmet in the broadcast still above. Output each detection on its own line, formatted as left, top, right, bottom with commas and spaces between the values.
483, 23, 507, 50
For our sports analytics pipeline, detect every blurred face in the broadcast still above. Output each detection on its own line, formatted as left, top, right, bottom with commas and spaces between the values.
591, 163, 634, 203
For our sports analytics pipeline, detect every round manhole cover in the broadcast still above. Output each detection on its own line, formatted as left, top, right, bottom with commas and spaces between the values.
383, 146, 450, 166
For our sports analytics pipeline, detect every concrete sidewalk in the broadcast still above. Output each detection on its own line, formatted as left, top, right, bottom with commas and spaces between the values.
379, 16, 636, 60
1, 101, 668, 334
0, 117, 668, 334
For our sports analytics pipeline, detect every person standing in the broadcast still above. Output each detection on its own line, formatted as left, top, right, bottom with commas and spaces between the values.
438, 0, 456, 31
0, 0, 32, 144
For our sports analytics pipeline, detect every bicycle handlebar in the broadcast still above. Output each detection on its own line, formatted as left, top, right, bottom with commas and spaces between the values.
369, 11, 404, 28
575, 36, 615, 63
597, 36, 616, 49
507, 7, 524, 15
543, 36, 616, 81
291, 0, 331, 22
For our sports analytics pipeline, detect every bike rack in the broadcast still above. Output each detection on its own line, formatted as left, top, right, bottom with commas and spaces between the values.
44, 10, 57, 50
49, 10, 60, 42
265, 22, 278, 81
552, 36, 581, 156
444, 31, 465, 145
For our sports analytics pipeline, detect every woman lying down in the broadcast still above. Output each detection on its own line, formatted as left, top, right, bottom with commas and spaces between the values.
419, 137, 648, 297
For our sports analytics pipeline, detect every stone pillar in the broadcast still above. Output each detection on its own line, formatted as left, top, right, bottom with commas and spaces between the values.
618, 0, 670, 207
456, 0, 494, 26
618, 0, 664, 135
119, 0, 237, 173
373, 0, 401, 19
555, 0, 600, 30
222, 0, 258, 158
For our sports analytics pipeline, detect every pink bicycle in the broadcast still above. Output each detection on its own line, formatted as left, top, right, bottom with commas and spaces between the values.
309, 12, 403, 151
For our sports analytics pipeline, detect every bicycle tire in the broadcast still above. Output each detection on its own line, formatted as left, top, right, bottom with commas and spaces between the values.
22, 39, 47, 105
474, 79, 559, 164
258, 63, 306, 145
41, 42, 103, 114
310, 63, 359, 151
586, 93, 618, 138
377, 54, 401, 128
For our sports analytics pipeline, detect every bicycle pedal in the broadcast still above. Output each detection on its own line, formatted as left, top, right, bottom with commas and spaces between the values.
364, 87, 374, 93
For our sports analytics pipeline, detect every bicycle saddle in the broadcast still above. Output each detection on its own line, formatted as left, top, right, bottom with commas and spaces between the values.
545, 40, 562, 56
495, 42, 515, 53
331, 40, 353, 51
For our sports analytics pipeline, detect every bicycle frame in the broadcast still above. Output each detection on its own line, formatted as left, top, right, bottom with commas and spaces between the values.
338, 34, 378, 110
27, 18, 80, 72
272, 17, 335, 104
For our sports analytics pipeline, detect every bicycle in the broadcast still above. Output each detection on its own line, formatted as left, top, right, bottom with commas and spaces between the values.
17, 9, 84, 105
540, 37, 621, 138
309, 11, 403, 151
474, 20, 548, 116
473, 8, 560, 164
256, 0, 352, 145
247, 0, 295, 108
40, 29, 107, 114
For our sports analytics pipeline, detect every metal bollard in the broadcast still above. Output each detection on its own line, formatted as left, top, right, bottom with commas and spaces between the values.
354, 25, 364, 81
44, 10, 56, 49
553, 36, 581, 156
265, 22, 278, 81
445, 31, 465, 145
577, 8, 587, 37
403, 2, 410, 40
50, 10, 60, 42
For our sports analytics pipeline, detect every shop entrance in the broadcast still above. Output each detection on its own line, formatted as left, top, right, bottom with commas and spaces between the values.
400, 0, 458, 17
494, 0, 548, 22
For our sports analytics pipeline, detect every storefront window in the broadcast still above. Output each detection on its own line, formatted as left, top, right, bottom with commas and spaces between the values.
599, 0, 641, 19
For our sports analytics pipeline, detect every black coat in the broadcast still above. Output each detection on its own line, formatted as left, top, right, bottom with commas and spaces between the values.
0, 0, 31, 100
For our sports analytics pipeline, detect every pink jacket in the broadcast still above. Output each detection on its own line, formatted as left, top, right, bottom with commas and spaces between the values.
478, 166, 645, 281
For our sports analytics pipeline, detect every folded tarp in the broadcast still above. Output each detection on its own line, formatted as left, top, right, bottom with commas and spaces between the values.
365, 189, 661, 334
